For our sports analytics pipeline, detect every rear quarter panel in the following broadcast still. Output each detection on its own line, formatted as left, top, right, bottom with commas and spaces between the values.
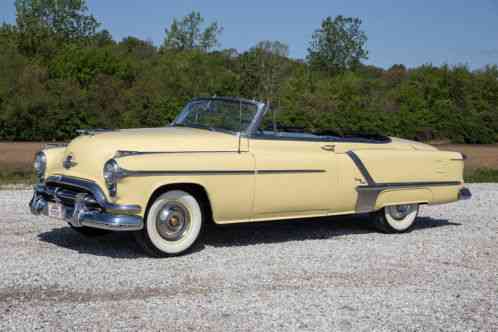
353, 149, 464, 207
354, 149, 464, 183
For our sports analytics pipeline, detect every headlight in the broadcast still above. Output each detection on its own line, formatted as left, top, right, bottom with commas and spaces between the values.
33, 151, 47, 179
103, 159, 121, 197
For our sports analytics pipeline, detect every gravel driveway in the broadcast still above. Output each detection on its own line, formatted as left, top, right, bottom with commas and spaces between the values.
1, 184, 497, 331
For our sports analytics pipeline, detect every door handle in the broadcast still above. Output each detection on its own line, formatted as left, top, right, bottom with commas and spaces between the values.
321, 144, 335, 152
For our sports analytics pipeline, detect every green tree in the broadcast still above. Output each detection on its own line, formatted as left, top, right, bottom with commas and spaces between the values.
15, 0, 100, 56
162, 11, 222, 52
307, 15, 368, 74
239, 41, 291, 104
119, 36, 156, 59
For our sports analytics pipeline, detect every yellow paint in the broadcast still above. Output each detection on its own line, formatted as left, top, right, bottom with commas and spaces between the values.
40, 127, 466, 223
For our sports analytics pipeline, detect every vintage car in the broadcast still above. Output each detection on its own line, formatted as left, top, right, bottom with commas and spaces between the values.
30, 97, 471, 257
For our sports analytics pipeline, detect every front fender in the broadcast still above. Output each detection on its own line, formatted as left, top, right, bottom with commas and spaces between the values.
113, 152, 256, 222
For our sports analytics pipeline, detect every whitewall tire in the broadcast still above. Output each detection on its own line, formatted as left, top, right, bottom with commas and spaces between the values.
134, 190, 204, 257
372, 204, 419, 233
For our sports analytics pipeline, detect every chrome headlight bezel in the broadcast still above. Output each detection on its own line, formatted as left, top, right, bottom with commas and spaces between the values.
33, 151, 47, 179
103, 159, 121, 197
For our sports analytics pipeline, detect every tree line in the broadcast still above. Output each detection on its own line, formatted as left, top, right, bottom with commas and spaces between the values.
0, 0, 497, 143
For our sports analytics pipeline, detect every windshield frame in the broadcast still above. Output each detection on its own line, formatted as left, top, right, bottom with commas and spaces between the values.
171, 97, 266, 135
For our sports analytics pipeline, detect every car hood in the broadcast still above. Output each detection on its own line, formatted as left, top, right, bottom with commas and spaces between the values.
53, 127, 239, 182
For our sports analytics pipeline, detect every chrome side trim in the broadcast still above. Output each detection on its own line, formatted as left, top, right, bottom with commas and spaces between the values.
115, 150, 242, 158
45, 176, 141, 213
119, 169, 255, 177
356, 181, 462, 213
363, 181, 461, 189
257, 169, 326, 174
115, 168, 326, 178
346, 151, 375, 185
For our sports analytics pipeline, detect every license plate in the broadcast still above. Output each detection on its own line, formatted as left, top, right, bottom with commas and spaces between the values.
47, 202, 64, 220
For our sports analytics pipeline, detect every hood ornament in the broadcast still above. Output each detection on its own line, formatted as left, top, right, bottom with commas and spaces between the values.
63, 154, 78, 169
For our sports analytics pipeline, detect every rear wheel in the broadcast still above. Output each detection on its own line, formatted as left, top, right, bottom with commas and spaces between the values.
134, 190, 204, 257
371, 204, 419, 233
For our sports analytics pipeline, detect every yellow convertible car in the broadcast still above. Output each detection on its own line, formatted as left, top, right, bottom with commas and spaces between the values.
30, 97, 471, 257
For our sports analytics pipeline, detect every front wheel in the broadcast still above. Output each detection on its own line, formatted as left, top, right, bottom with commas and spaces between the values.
371, 204, 419, 233
134, 190, 204, 257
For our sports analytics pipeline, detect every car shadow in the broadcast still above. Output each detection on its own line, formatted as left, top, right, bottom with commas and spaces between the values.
37, 227, 150, 259
37, 215, 461, 258
203, 215, 461, 248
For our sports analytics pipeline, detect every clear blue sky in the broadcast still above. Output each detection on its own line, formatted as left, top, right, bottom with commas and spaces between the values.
1, 0, 497, 69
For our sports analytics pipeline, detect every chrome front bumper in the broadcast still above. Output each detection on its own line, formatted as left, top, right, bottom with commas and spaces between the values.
29, 176, 143, 231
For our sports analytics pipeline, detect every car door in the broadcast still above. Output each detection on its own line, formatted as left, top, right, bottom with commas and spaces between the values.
249, 134, 339, 220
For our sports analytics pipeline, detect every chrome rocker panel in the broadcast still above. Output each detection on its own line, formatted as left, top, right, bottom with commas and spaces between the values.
29, 176, 143, 231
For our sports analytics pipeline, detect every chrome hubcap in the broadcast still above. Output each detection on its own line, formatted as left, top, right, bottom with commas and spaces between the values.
387, 204, 416, 220
156, 202, 190, 241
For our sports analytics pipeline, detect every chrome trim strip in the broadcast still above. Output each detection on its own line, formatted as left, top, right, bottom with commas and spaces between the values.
119, 169, 254, 177
115, 150, 242, 158
257, 169, 326, 174
346, 151, 375, 185
116, 168, 326, 178
363, 181, 461, 189
44, 176, 141, 213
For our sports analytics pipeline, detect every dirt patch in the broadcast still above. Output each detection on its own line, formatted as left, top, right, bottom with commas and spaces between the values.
436, 144, 498, 170
0, 285, 212, 305
0, 142, 46, 171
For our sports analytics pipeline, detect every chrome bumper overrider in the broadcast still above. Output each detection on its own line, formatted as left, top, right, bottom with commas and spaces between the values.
29, 176, 143, 231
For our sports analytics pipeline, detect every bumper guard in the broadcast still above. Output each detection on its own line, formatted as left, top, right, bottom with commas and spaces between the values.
29, 177, 143, 231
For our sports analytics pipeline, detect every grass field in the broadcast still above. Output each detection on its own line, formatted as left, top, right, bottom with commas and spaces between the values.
0, 142, 497, 184
434, 144, 498, 182
0, 142, 44, 185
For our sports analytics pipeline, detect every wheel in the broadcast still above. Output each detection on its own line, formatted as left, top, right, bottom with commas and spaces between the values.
371, 204, 419, 233
134, 190, 204, 257
69, 225, 111, 237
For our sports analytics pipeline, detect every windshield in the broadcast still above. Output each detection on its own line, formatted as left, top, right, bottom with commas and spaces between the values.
173, 99, 260, 133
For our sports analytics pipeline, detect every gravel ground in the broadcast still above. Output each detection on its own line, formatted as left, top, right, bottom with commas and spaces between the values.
0, 184, 497, 331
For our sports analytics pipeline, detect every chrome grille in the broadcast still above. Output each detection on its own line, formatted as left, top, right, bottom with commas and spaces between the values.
43, 183, 98, 208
